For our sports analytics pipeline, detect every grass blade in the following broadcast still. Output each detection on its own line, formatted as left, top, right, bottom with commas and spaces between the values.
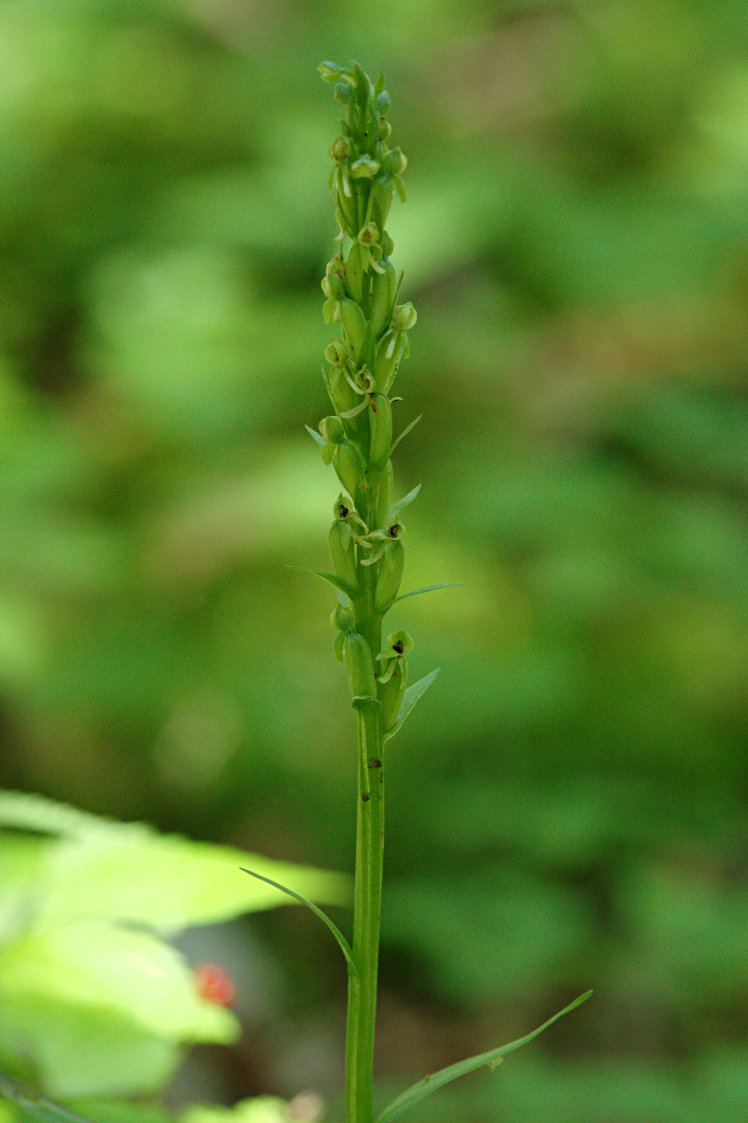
375, 991, 593, 1122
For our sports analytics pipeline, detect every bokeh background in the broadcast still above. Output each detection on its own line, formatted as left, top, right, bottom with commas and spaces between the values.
2, 0, 747, 1119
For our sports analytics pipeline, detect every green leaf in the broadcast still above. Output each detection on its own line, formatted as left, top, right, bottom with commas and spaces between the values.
180, 1097, 294, 1122
0, 1070, 92, 1122
286, 566, 358, 599
384, 668, 440, 742
385, 415, 421, 460
19, 827, 347, 934
0, 791, 109, 838
0, 921, 237, 1097
241, 868, 357, 980
0, 834, 51, 942
304, 424, 325, 448
71, 1103, 173, 1123
375, 991, 593, 1122
388, 484, 421, 519
393, 583, 461, 604
0, 922, 237, 1041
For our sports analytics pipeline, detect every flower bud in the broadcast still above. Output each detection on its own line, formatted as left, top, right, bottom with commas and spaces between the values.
331, 602, 355, 631
322, 273, 345, 301
391, 302, 417, 332
334, 439, 365, 497
334, 80, 353, 104
326, 366, 358, 415
334, 169, 358, 235
319, 415, 345, 444
375, 90, 391, 115
376, 629, 414, 729
375, 460, 393, 529
378, 118, 392, 141
368, 392, 392, 469
351, 155, 380, 179
324, 338, 351, 365
329, 521, 359, 592
322, 297, 341, 325
380, 231, 394, 256
344, 630, 377, 699
383, 148, 407, 176
373, 330, 407, 393
374, 539, 404, 611
340, 298, 368, 360
367, 176, 394, 234
327, 256, 347, 281
345, 243, 366, 304
329, 137, 349, 163
379, 660, 406, 732
319, 61, 345, 83
357, 222, 380, 246
368, 257, 397, 339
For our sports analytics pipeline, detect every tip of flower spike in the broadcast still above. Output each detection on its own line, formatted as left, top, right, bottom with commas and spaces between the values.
319, 61, 344, 83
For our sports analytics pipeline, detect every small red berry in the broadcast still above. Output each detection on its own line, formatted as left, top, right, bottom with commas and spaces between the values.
194, 962, 236, 1007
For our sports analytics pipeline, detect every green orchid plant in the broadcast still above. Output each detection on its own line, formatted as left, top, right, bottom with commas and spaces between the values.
306, 59, 591, 1123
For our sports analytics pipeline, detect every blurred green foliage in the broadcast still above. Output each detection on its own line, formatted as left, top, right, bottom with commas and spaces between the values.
1, 0, 747, 1120
0, 791, 344, 1116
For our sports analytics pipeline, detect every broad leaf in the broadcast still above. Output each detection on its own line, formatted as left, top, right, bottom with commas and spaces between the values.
180, 1098, 294, 1122
20, 829, 347, 934
0, 921, 237, 1097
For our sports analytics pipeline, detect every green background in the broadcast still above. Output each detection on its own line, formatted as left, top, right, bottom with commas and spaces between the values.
1, 0, 747, 1119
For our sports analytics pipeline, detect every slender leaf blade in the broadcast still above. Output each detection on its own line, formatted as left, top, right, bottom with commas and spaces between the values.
388, 484, 421, 520
386, 415, 421, 459
241, 868, 357, 980
0, 1070, 92, 1123
286, 566, 358, 599
394, 583, 461, 604
304, 424, 325, 447
384, 668, 440, 742
375, 991, 593, 1122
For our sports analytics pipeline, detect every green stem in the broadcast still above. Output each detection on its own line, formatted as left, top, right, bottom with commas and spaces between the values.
346, 484, 385, 1123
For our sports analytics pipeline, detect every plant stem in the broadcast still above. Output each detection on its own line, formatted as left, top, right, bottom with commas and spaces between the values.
346, 487, 386, 1122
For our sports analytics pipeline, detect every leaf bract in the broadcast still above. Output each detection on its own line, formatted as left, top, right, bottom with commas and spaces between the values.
375, 991, 593, 1121
384, 668, 440, 742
